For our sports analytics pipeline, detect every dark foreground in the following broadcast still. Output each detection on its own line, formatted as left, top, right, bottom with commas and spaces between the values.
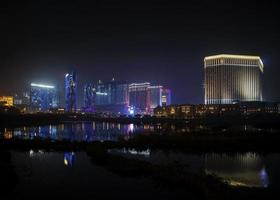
1, 130, 280, 199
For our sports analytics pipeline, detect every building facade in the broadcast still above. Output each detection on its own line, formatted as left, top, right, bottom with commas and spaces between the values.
161, 88, 171, 106
148, 86, 163, 110
204, 54, 263, 104
30, 83, 58, 112
84, 83, 95, 111
95, 80, 109, 106
129, 82, 151, 114
65, 71, 77, 112
94, 79, 129, 114
154, 102, 279, 119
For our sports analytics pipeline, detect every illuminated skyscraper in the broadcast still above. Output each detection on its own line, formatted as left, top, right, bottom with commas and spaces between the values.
95, 79, 129, 114
30, 83, 58, 111
95, 80, 109, 106
148, 86, 163, 109
65, 71, 77, 112
161, 88, 171, 106
129, 82, 151, 113
84, 83, 95, 111
113, 80, 129, 106
204, 54, 263, 104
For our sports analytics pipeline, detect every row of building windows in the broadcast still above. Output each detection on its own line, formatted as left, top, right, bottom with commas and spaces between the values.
154, 102, 280, 119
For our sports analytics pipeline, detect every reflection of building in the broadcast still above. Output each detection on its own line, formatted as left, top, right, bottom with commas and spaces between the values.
64, 152, 75, 167
30, 83, 58, 112
204, 153, 269, 187
129, 82, 151, 114
0, 96, 13, 106
84, 83, 95, 111
65, 71, 77, 112
204, 54, 263, 104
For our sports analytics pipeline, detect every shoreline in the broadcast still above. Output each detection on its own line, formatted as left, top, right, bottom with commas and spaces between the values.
1, 113, 280, 129
2, 129, 280, 153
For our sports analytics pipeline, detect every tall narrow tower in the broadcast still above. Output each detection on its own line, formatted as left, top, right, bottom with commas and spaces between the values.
65, 71, 77, 112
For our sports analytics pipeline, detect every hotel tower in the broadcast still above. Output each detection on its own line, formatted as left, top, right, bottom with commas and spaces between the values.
204, 54, 263, 104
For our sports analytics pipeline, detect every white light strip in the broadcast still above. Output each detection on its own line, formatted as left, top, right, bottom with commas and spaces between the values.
148, 86, 163, 89
96, 92, 108, 95
204, 54, 264, 72
204, 54, 262, 61
31, 83, 55, 89
129, 82, 151, 86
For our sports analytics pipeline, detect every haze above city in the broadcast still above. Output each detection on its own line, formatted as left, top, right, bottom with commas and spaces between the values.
1, 0, 280, 105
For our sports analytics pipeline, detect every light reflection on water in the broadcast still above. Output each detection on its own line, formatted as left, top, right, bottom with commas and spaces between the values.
1, 124, 278, 142
7, 148, 280, 189
0, 122, 157, 142
109, 149, 280, 188
204, 153, 270, 187
64, 152, 75, 167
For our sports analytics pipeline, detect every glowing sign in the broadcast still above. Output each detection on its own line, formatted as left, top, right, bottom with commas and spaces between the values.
31, 83, 55, 89
96, 92, 108, 95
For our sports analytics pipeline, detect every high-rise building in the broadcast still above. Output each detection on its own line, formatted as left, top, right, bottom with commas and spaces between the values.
95, 79, 129, 114
113, 80, 129, 106
204, 54, 263, 104
161, 88, 171, 106
129, 82, 151, 114
95, 80, 109, 106
13, 92, 30, 113
65, 71, 77, 112
30, 83, 58, 111
84, 83, 95, 111
14, 92, 30, 106
148, 86, 163, 109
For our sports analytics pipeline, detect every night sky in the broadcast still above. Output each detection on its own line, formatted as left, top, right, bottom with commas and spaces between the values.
1, 0, 280, 105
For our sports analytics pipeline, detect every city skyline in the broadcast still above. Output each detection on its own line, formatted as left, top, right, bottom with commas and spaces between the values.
1, 1, 280, 104
0, 52, 274, 110
1, 2, 280, 199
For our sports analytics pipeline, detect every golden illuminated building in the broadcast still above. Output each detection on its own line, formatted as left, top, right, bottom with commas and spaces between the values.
0, 96, 14, 106
204, 54, 263, 104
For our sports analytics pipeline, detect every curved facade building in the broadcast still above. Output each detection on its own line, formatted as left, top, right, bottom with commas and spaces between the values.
204, 54, 263, 104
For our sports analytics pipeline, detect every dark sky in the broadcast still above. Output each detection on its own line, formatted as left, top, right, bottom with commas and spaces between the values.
0, 0, 279, 105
